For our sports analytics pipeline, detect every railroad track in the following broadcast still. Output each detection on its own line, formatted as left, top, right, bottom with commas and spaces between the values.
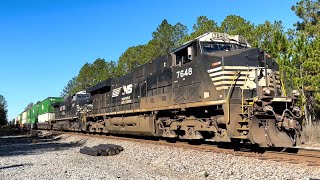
40, 130, 320, 166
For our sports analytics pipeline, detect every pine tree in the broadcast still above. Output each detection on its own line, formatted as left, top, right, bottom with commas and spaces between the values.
0, 95, 8, 125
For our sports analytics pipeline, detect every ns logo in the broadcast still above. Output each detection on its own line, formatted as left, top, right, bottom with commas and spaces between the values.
112, 84, 133, 97
122, 84, 133, 95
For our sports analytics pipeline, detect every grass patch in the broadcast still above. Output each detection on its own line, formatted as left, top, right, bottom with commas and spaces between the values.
303, 123, 320, 146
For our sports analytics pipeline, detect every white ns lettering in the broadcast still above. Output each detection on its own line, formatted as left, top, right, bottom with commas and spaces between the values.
122, 84, 133, 95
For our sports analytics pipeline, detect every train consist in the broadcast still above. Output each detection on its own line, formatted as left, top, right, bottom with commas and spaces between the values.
13, 97, 63, 129
15, 32, 304, 148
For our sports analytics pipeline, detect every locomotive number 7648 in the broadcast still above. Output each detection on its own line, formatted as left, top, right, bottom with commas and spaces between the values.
176, 67, 192, 78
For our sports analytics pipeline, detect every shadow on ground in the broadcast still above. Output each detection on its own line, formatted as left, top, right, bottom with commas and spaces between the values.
0, 134, 87, 157
0, 163, 33, 170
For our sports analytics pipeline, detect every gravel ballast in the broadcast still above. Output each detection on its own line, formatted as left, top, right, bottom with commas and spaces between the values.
0, 133, 319, 180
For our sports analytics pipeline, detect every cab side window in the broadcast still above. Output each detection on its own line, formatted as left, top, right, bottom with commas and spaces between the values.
174, 43, 197, 66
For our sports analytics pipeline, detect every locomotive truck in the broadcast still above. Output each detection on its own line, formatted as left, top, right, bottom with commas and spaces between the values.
19, 32, 304, 148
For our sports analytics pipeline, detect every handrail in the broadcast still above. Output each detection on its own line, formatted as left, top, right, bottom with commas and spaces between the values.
226, 71, 241, 124
281, 78, 287, 96
241, 67, 251, 113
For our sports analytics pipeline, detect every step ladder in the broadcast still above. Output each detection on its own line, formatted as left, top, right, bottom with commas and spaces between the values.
235, 98, 254, 139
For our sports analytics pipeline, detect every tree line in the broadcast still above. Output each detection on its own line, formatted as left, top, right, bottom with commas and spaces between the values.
0, 95, 8, 126
61, 0, 320, 123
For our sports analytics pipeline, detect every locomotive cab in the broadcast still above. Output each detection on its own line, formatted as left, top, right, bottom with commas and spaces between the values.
169, 32, 303, 147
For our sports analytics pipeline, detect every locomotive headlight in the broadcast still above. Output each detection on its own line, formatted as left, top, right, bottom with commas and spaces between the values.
292, 90, 300, 97
262, 87, 271, 95
292, 106, 301, 117
293, 106, 300, 112
263, 105, 273, 112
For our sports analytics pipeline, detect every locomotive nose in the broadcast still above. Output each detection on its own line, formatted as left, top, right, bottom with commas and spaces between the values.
248, 96, 304, 148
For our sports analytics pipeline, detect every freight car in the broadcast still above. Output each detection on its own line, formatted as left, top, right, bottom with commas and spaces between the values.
21, 111, 27, 129
31, 32, 304, 148
18, 97, 63, 130
37, 97, 64, 129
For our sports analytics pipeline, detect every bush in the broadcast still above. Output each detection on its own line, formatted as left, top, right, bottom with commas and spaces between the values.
303, 123, 320, 146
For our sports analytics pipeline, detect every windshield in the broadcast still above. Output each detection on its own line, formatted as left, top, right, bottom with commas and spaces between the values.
76, 94, 90, 100
201, 42, 246, 53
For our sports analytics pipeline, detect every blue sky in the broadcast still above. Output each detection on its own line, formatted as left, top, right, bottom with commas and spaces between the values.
0, 0, 299, 120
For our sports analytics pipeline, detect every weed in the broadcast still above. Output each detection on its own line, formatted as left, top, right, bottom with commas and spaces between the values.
303, 123, 320, 146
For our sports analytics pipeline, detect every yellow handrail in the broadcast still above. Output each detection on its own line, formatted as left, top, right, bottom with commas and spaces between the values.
281, 78, 287, 96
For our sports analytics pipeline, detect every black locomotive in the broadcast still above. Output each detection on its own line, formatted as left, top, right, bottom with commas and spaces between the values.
46, 32, 304, 148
